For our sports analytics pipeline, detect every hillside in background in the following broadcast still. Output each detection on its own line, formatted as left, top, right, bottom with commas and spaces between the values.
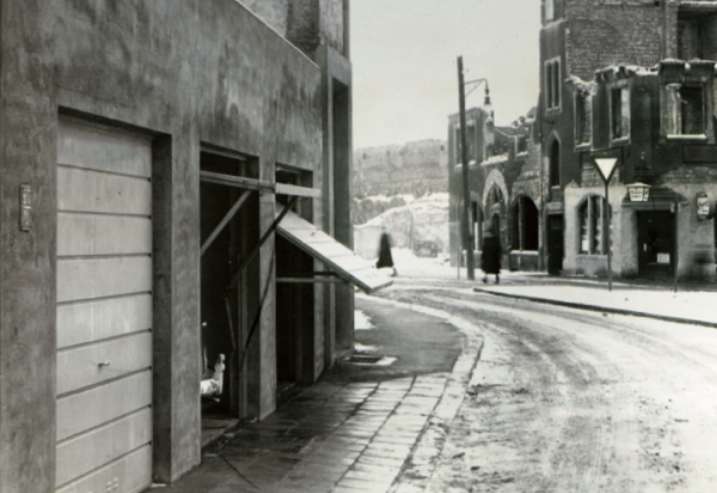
352, 140, 449, 260
354, 193, 449, 260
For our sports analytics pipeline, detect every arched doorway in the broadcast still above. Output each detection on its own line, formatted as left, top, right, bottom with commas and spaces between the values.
511, 196, 539, 251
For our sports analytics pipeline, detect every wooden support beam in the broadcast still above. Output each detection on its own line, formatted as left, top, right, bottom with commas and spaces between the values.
224, 196, 299, 294
200, 170, 273, 192
201, 190, 252, 256
276, 277, 348, 284
275, 182, 321, 198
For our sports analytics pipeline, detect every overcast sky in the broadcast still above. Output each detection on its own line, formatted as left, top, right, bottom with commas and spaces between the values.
351, 0, 541, 149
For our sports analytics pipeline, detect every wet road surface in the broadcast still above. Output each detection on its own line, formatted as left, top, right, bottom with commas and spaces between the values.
381, 286, 717, 493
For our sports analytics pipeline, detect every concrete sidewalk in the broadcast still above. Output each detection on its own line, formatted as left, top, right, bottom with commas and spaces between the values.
474, 276, 717, 328
161, 296, 484, 493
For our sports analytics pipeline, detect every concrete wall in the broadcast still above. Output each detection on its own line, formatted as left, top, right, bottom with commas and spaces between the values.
242, 0, 290, 36
243, 0, 347, 59
320, 0, 346, 55
0, 0, 335, 490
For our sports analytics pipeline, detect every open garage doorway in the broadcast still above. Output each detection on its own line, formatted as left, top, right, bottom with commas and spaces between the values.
200, 149, 260, 436
275, 165, 316, 392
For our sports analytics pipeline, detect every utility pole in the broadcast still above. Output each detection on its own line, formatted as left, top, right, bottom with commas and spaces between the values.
457, 56, 475, 280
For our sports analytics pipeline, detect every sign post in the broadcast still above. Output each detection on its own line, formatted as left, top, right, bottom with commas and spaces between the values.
593, 158, 619, 291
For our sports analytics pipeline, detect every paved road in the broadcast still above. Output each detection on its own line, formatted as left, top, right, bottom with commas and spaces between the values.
379, 286, 717, 493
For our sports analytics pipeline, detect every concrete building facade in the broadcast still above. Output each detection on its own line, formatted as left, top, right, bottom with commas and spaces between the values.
0, 1, 358, 492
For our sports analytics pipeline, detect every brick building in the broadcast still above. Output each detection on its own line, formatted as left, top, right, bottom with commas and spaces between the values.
0, 1, 393, 492
447, 103, 544, 272
540, 0, 717, 280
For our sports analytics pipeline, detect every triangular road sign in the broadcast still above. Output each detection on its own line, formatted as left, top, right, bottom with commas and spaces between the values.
594, 158, 618, 183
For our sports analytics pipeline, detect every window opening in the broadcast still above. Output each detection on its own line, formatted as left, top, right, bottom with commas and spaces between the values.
575, 91, 592, 145
680, 85, 704, 135
553, 62, 560, 108
545, 59, 561, 111
665, 83, 707, 136
549, 140, 560, 187
611, 87, 630, 140
545, 0, 554, 21
579, 196, 608, 254
546, 63, 553, 109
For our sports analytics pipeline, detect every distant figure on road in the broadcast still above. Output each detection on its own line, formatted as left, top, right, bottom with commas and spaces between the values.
376, 231, 397, 277
481, 229, 502, 284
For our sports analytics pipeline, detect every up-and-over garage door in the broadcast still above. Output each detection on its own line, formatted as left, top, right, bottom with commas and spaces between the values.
55, 120, 153, 493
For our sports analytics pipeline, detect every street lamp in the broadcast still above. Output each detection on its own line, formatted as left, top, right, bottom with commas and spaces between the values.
593, 158, 619, 291
626, 182, 651, 203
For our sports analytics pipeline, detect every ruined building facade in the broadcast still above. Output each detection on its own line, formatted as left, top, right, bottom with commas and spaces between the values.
451, 0, 717, 281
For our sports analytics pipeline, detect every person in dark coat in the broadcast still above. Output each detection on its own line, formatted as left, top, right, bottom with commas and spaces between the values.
481, 230, 502, 284
376, 231, 397, 276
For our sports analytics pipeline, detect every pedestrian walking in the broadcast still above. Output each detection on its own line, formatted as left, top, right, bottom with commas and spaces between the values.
481, 229, 502, 284
376, 231, 397, 276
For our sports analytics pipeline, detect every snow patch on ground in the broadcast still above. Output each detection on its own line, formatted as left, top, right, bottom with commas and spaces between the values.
354, 310, 375, 330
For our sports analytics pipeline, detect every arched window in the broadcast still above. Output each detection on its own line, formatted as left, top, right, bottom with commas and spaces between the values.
549, 139, 560, 187
578, 195, 609, 254
511, 197, 539, 251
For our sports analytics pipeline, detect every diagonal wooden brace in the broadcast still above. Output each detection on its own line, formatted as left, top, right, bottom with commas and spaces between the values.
201, 190, 252, 256
224, 196, 298, 294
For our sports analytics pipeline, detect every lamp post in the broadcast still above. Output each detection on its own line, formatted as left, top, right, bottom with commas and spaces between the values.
457, 56, 475, 280
457, 56, 490, 281
594, 158, 619, 291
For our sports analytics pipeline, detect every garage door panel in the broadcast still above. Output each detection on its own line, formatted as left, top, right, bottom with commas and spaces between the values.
57, 256, 152, 303
58, 166, 151, 215
57, 294, 152, 349
56, 332, 152, 396
58, 213, 151, 257
56, 119, 153, 492
57, 371, 152, 442
58, 121, 152, 178
56, 445, 151, 493
55, 409, 152, 488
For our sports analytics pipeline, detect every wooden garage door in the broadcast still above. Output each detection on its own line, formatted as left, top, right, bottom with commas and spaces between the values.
55, 120, 153, 493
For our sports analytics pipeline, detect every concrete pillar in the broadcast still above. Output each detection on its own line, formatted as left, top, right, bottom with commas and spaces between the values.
152, 134, 202, 483
247, 192, 277, 420
333, 81, 355, 349
0, 3, 56, 491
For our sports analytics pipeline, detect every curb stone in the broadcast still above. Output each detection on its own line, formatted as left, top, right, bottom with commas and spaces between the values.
473, 287, 717, 329
356, 294, 486, 492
